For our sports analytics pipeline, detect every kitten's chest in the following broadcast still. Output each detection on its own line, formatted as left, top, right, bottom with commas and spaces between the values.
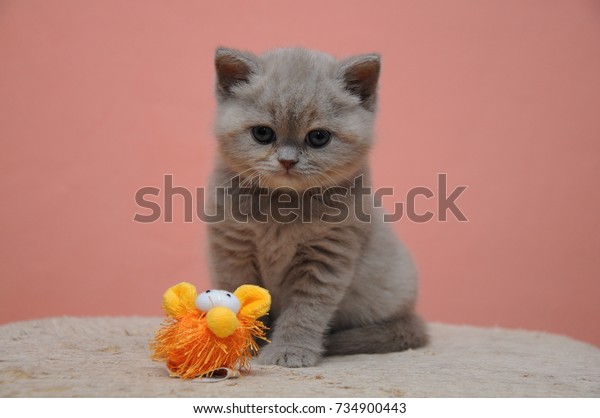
230, 193, 318, 282
251, 221, 301, 284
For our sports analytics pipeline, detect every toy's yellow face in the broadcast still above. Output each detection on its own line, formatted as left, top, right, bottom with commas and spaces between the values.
195, 290, 240, 338
162, 283, 271, 338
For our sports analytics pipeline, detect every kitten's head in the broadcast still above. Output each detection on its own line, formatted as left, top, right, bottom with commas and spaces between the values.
213, 47, 380, 190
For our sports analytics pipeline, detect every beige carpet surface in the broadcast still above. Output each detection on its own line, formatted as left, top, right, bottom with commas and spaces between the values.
0, 317, 598, 397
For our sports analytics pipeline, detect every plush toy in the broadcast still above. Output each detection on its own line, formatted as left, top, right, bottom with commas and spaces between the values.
151, 282, 271, 380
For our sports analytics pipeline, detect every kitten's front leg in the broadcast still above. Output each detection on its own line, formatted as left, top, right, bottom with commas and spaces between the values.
258, 241, 357, 367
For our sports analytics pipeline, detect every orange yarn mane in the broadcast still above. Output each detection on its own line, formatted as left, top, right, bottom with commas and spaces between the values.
151, 309, 268, 379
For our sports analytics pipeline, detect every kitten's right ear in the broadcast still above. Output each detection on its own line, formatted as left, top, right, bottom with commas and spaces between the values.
215, 47, 259, 99
337, 53, 381, 112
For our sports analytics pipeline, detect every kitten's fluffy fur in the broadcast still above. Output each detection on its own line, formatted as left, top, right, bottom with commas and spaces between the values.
207, 47, 427, 367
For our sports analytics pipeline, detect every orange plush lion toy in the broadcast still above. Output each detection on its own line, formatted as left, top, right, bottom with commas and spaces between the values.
151, 282, 271, 380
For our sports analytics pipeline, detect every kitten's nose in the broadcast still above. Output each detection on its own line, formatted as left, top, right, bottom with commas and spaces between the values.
278, 158, 298, 170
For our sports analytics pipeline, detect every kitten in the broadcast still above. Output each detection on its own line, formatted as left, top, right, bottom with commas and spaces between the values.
207, 47, 427, 367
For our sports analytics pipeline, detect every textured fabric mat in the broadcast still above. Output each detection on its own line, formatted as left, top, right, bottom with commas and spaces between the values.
1, 317, 598, 397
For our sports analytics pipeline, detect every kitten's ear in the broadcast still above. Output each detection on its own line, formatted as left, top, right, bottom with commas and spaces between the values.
337, 54, 381, 111
215, 47, 259, 99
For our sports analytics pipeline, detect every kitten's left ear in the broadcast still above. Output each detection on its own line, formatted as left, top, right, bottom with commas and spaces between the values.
337, 54, 381, 111
215, 47, 260, 100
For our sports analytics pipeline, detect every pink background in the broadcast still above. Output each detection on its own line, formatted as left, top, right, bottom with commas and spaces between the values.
1, 1, 599, 346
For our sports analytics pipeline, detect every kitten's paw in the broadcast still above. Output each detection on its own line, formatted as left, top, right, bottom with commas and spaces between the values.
257, 343, 321, 368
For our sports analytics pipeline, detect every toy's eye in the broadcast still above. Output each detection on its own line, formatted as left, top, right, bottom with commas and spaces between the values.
195, 290, 241, 313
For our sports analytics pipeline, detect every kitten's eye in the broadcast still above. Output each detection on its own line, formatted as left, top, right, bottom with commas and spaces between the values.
251, 126, 276, 144
306, 129, 331, 148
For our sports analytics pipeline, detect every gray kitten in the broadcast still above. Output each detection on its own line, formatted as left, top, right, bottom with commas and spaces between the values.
207, 47, 427, 367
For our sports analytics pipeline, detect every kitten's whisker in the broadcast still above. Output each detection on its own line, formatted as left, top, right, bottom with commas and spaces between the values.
307, 171, 338, 190
216, 166, 257, 189
325, 167, 356, 187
